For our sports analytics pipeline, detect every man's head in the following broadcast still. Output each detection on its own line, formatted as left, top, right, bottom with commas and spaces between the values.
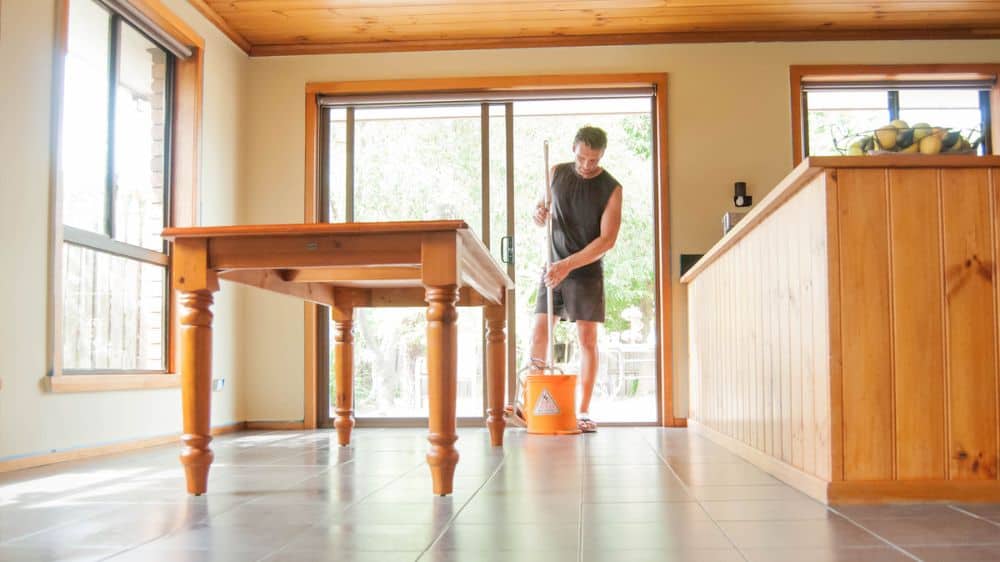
572, 126, 607, 179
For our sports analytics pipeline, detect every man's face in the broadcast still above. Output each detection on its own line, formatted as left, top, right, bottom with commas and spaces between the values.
573, 142, 604, 179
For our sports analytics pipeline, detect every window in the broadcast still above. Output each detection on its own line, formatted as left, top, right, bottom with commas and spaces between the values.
51, 0, 203, 385
791, 65, 1000, 164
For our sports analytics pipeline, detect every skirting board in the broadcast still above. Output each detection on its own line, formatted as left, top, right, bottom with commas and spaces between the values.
688, 419, 830, 504
0, 422, 246, 473
829, 480, 1000, 503
690, 419, 1000, 504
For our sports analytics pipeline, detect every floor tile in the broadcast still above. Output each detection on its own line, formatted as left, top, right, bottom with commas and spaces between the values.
581, 548, 745, 562
582, 520, 734, 550
904, 544, 1000, 561
0, 546, 122, 562
701, 498, 833, 521
435, 522, 579, 551
740, 546, 915, 562
718, 518, 884, 549
854, 511, 1000, 546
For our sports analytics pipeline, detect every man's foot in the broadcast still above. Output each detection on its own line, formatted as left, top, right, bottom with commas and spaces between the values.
504, 404, 528, 427
577, 414, 597, 433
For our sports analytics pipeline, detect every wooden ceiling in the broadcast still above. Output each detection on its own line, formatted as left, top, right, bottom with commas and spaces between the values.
187, 1, 1000, 56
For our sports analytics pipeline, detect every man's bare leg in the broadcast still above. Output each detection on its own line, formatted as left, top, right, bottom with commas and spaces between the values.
529, 313, 560, 373
577, 320, 599, 432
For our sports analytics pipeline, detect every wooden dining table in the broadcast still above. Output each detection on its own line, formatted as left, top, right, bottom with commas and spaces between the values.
161, 220, 513, 496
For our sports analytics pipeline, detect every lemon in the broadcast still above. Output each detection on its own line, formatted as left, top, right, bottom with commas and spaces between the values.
874, 126, 898, 150
919, 135, 942, 154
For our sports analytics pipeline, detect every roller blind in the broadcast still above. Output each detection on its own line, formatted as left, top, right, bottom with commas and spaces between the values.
317, 87, 655, 107
97, 0, 193, 59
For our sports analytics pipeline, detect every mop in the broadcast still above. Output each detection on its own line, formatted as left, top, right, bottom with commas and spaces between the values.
506, 141, 581, 434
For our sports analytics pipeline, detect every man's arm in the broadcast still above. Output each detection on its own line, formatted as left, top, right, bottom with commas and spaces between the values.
543, 185, 623, 288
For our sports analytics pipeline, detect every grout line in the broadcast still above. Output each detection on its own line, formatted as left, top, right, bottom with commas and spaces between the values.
825, 506, 922, 561
948, 505, 1000, 529
640, 428, 751, 561
414, 439, 509, 561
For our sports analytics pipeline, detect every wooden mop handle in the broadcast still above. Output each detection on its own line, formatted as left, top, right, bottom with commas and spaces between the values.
544, 140, 554, 368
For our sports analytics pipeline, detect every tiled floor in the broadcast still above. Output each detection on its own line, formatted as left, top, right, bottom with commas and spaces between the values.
1, 427, 999, 561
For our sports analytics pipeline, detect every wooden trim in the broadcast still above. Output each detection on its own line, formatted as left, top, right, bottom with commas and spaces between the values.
307, 73, 673, 96
681, 156, 1000, 285
48, 0, 70, 379
0, 422, 245, 473
303, 89, 320, 429
790, 64, 1000, 166
806, 155, 1000, 168
994, 169, 1000, 480
249, 28, 1000, 58
184, 0, 251, 53
129, 0, 205, 51
245, 421, 307, 430
45, 373, 181, 392
829, 480, 1000, 504
790, 66, 807, 168
689, 419, 830, 504
50, 0, 204, 381
653, 74, 678, 428
163, 220, 468, 239
825, 170, 845, 483
304, 73, 673, 427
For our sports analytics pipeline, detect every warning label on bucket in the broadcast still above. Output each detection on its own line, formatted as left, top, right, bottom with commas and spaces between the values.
532, 388, 561, 416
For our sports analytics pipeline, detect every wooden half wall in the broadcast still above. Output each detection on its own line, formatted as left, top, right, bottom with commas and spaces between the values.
682, 156, 1000, 503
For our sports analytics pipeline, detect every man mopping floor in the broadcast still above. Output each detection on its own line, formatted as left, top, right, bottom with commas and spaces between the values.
519, 126, 624, 434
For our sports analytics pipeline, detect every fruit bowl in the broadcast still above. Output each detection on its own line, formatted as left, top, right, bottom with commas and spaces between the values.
842, 121, 982, 156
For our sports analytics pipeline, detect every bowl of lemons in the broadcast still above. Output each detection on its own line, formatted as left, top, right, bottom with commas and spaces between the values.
845, 120, 980, 156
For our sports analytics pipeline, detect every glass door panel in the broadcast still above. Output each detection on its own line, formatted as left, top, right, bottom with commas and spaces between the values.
511, 98, 658, 423
342, 104, 485, 418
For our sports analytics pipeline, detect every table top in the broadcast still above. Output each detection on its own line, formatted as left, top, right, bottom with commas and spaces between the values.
163, 220, 513, 306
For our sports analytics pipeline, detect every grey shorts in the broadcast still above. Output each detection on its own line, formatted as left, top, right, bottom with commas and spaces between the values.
534, 275, 605, 323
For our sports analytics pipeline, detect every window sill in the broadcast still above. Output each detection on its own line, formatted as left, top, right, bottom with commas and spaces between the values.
45, 373, 181, 393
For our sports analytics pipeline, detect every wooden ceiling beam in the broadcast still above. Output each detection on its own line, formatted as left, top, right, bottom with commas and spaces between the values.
189, 0, 1000, 56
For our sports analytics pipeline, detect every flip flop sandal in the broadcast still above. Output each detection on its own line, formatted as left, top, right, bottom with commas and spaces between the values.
504, 403, 528, 427
577, 415, 598, 433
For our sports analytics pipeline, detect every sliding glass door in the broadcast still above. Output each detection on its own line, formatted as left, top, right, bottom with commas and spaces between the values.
320, 92, 658, 424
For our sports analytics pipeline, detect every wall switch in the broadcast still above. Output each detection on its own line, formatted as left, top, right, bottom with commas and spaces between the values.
212, 378, 225, 392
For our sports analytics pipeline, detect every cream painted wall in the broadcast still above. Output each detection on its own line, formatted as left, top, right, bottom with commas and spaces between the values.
0, 0, 248, 460
240, 39, 1000, 421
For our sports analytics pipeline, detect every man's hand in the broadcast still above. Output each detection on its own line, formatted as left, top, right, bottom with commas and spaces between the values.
532, 202, 549, 226
543, 259, 572, 288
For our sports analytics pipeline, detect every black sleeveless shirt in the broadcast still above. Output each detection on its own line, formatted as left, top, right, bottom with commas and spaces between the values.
549, 162, 620, 279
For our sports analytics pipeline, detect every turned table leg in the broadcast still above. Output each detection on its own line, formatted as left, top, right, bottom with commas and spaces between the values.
179, 289, 215, 495
485, 301, 507, 446
425, 285, 460, 495
332, 304, 355, 446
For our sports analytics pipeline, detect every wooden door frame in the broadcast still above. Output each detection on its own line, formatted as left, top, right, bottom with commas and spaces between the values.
301, 73, 682, 428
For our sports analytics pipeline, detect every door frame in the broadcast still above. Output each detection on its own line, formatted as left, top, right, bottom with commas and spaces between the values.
301, 73, 681, 428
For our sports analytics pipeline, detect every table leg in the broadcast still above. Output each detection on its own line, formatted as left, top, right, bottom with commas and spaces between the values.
485, 302, 507, 446
425, 285, 460, 495
332, 304, 355, 446
179, 290, 215, 495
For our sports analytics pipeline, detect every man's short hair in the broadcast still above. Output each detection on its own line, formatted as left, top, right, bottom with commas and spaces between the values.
574, 126, 607, 150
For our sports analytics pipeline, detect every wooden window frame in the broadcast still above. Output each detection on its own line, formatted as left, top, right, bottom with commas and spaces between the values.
790, 64, 1000, 166
46, 0, 204, 392
300, 73, 682, 429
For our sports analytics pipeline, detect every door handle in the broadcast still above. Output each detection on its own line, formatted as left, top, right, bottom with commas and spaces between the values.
500, 236, 514, 264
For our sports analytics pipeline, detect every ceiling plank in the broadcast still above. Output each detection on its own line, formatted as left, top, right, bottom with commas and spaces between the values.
189, 0, 1000, 55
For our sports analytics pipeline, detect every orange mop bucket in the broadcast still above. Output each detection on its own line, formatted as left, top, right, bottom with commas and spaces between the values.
524, 373, 580, 435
